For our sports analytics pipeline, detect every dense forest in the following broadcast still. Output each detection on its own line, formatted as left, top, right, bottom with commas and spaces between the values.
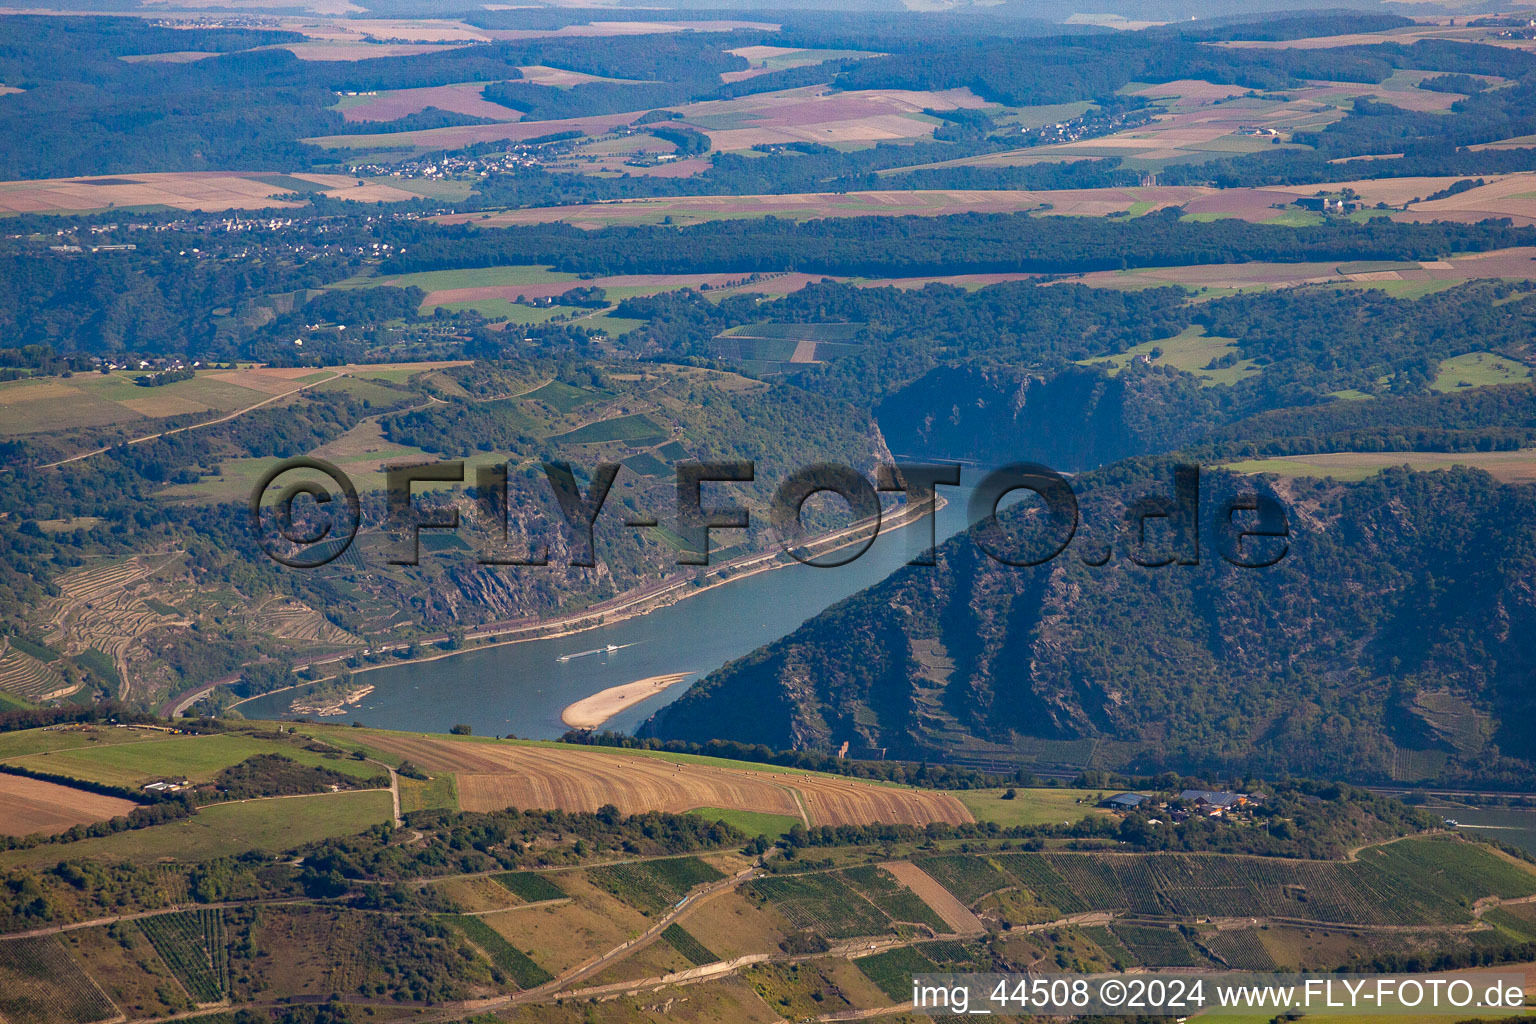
378, 212, 1536, 278
644, 464, 1536, 788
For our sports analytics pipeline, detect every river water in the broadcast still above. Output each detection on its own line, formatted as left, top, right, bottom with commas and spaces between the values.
1437, 804, 1536, 855
242, 475, 992, 738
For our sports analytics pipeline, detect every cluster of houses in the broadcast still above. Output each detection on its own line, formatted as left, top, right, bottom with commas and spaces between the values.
1022, 106, 1154, 146
1101, 788, 1258, 821
350, 145, 557, 183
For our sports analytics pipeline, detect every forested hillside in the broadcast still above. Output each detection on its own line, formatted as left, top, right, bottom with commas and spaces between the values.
645, 464, 1536, 787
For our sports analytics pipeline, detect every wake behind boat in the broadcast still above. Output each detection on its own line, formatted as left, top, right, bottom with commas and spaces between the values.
556, 642, 635, 663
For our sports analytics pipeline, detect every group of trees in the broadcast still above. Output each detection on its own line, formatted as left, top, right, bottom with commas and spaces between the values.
380, 210, 1536, 280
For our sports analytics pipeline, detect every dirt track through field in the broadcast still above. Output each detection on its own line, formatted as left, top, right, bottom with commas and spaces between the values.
363, 735, 972, 827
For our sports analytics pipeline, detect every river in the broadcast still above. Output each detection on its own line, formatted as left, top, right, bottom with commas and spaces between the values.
1433, 804, 1536, 855
241, 474, 993, 738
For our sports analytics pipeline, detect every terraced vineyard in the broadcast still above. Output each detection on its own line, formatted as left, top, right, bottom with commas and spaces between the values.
853, 945, 939, 1001
1080, 925, 1139, 968
45, 555, 182, 697
1109, 924, 1211, 968
971, 840, 1536, 926
991, 854, 1090, 914
839, 866, 947, 931
442, 915, 552, 989
660, 924, 718, 966
1201, 929, 1278, 970
747, 872, 893, 939
0, 643, 70, 701
491, 871, 566, 904
586, 856, 723, 915
912, 855, 1018, 905
0, 936, 118, 1024
138, 910, 228, 1003
917, 940, 981, 966
249, 598, 357, 646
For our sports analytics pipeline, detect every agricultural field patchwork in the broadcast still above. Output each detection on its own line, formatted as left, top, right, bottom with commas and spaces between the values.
0, 790, 394, 867
307, 84, 992, 155
838, 865, 948, 932
0, 367, 336, 438
0, 731, 385, 788
711, 322, 865, 374
0, 172, 422, 215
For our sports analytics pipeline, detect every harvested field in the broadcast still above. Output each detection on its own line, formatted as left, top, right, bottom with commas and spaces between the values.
899, 85, 1346, 171
284, 17, 494, 43
1405, 172, 1536, 225
362, 734, 973, 827
309, 107, 645, 150
0, 171, 419, 215
412, 270, 810, 311
279, 42, 471, 61
118, 51, 221, 63
1226, 449, 1536, 484
1181, 188, 1305, 221
337, 82, 525, 122
721, 46, 878, 83
481, 20, 777, 41
310, 85, 988, 153
436, 187, 1204, 230
1215, 25, 1495, 50
684, 86, 987, 151
1128, 79, 1252, 104
1063, 246, 1536, 292
0, 775, 139, 836
1263, 173, 1536, 209
855, 272, 1038, 290
515, 64, 651, 88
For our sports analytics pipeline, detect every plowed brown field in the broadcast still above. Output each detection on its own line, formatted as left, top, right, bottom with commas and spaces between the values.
0, 775, 139, 836
362, 734, 972, 827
